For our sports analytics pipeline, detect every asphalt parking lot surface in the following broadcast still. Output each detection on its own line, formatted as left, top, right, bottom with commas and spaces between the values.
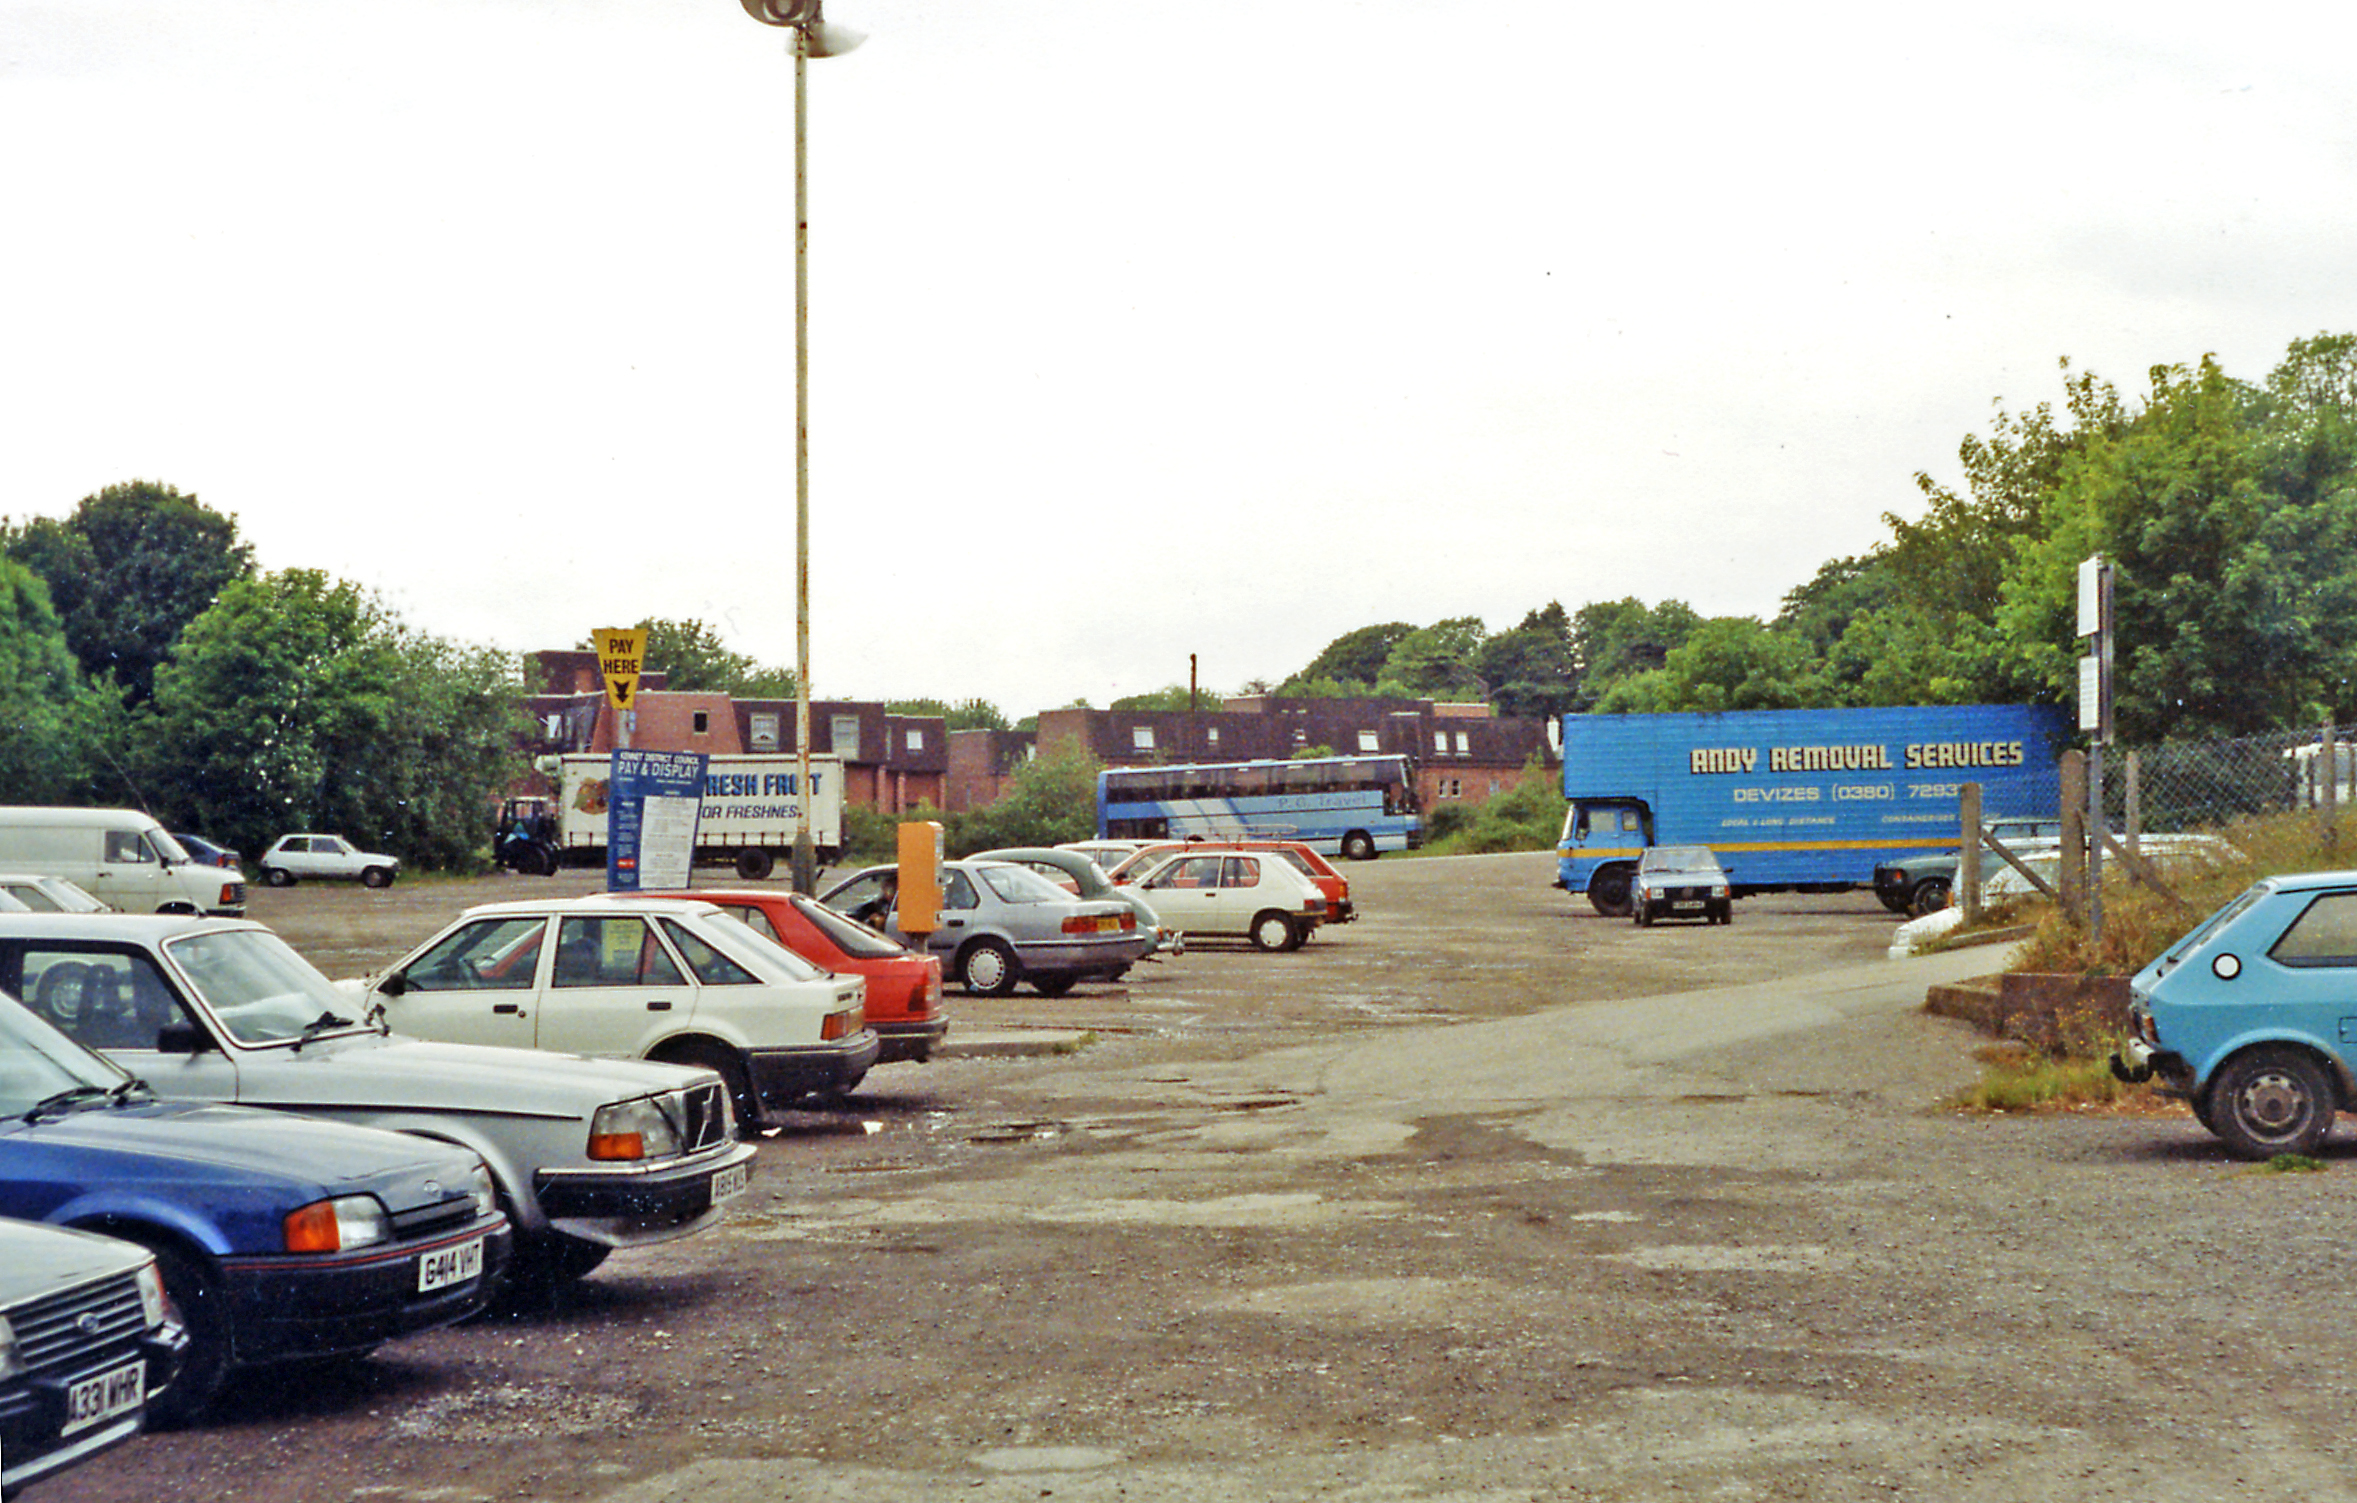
45, 854, 2357, 1503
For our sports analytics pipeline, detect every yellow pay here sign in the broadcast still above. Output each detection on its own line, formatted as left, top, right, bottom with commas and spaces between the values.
595, 627, 647, 709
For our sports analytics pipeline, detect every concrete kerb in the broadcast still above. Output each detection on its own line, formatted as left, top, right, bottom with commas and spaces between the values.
936, 1026, 1098, 1059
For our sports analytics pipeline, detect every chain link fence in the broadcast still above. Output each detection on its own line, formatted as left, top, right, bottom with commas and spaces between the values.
2111, 722, 2355, 834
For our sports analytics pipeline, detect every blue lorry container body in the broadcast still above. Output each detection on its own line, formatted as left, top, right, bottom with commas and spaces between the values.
1556, 704, 2070, 911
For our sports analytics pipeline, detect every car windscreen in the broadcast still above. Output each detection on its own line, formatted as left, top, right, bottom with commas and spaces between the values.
0, 994, 129, 1111
1641, 847, 1718, 873
163, 929, 364, 1044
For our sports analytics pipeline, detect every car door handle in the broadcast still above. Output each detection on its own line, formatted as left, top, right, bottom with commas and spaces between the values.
492, 1002, 523, 1015
945, 918, 965, 928
646, 999, 674, 1011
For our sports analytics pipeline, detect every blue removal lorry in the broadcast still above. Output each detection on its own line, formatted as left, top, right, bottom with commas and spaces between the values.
1556, 704, 2070, 914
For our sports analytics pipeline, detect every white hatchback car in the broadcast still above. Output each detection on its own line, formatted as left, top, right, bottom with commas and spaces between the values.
368, 896, 879, 1131
259, 834, 401, 888
1125, 849, 1328, 951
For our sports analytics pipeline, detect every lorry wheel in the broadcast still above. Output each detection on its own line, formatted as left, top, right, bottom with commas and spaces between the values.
2209, 1046, 2337, 1159
959, 938, 1020, 997
1586, 865, 1634, 917
1907, 878, 1950, 918
1340, 831, 1377, 862
736, 849, 776, 881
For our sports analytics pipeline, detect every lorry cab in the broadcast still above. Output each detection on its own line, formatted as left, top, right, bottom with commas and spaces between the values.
1557, 799, 1653, 915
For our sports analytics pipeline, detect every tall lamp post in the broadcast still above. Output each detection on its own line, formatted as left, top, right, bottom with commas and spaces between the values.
735, 0, 864, 891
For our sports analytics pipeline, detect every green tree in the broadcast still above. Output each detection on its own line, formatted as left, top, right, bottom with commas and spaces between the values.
1280, 623, 1414, 694
1570, 598, 1700, 709
1474, 601, 1581, 719
948, 743, 1102, 853
3, 480, 254, 704
0, 557, 95, 801
1377, 617, 1488, 700
147, 570, 522, 866
1110, 684, 1217, 712
1594, 617, 1826, 714
888, 697, 1011, 732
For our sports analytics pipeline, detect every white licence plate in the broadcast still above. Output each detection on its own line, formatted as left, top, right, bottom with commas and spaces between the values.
418, 1237, 486, 1293
1672, 901, 1703, 911
62, 1359, 145, 1437
710, 1162, 750, 1206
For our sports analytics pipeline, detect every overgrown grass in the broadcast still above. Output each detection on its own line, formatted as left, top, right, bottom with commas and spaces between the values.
1952, 1045, 2179, 1114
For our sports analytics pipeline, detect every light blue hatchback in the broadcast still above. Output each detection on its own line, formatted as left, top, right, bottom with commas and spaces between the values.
2115, 870, 2357, 1157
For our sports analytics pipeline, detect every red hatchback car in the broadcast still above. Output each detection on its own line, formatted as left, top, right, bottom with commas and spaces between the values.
633, 889, 948, 1065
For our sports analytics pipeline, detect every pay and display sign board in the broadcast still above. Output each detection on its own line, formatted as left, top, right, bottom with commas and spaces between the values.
605, 749, 708, 891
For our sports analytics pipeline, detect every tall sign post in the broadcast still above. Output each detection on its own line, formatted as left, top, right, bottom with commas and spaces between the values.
2077, 557, 2114, 940
595, 626, 648, 752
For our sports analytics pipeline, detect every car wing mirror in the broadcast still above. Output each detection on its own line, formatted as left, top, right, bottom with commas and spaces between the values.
155, 1019, 212, 1055
377, 971, 409, 998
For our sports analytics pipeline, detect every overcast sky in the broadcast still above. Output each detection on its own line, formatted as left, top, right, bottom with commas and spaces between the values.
7, 1, 2353, 715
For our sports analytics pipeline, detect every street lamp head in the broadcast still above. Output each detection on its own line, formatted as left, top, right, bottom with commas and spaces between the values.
737, 0, 866, 55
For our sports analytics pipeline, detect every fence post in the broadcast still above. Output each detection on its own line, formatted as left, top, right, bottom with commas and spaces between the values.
1958, 782, 1982, 923
2124, 749, 2141, 858
2325, 718, 2339, 853
2059, 749, 2087, 926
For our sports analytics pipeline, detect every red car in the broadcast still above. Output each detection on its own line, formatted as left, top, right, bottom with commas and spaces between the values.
1108, 839, 1355, 923
634, 889, 947, 1065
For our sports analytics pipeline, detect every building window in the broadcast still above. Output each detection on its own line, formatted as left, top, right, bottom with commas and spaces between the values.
1439, 777, 1464, 799
1433, 731, 1448, 754
749, 713, 780, 751
905, 728, 924, 751
1206, 727, 1220, 747
832, 714, 861, 761
1132, 726, 1156, 750
1356, 730, 1379, 752
692, 711, 710, 734
1455, 731, 1471, 754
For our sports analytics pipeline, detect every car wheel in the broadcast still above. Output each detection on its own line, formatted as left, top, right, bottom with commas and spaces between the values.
1586, 864, 1634, 917
959, 938, 1020, 997
1249, 911, 1297, 952
263, 866, 295, 887
1340, 830, 1377, 862
2209, 1046, 2338, 1159
137, 1242, 230, 1427
1030, 972, 1078, 997
361, 866, 395, 889
659, 1040, 762, 1139
1907, 878, 1950, 919
735, 848, 776, 881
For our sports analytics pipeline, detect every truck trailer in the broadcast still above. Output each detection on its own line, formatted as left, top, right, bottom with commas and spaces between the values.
1556, 704, 2069, 915
498, 752, 846, 880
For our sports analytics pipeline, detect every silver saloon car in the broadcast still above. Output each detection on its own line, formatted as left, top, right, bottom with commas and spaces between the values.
820, 860, 1150, 997
0, 913, 757, 1293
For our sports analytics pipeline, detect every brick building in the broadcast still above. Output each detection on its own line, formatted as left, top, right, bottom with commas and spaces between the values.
520, 652, 947, 814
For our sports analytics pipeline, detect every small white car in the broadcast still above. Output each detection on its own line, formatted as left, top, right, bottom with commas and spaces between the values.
368, 896, 879, 1131
0, 872, 111, 913
1124, 848, 1328, 952
259, 834, 401, 888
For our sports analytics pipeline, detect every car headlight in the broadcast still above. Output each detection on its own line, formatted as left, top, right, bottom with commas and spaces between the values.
136, 1259, 169, 1330
0, 1315, 21, 1381
590, 1097, 682, 1161
284, 1195, 392, 1253
467, 1163, 498, 1220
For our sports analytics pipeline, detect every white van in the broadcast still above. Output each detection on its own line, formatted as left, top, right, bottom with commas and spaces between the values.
0, 808, 246, 916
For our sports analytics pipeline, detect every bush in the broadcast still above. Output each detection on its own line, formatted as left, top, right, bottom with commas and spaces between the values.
1415, 761, 1562, 856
